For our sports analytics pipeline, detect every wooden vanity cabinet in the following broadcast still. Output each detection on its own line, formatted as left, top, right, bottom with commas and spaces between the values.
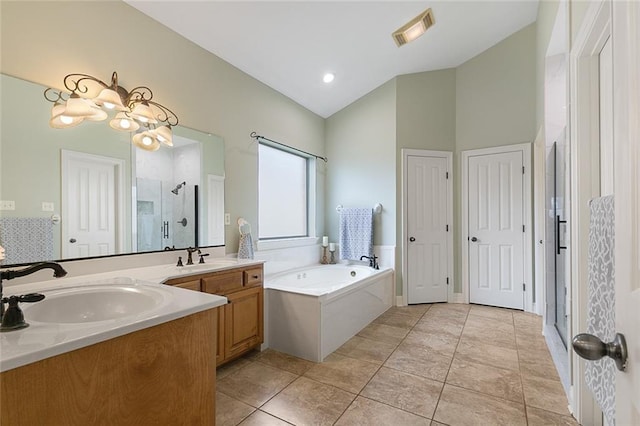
165, 264, 264, 367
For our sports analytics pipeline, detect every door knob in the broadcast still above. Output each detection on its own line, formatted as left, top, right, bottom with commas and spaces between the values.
409, 237, 416, 242
572, 333, 628, 371
69, 238, 77, 243
470, 237, 478, 242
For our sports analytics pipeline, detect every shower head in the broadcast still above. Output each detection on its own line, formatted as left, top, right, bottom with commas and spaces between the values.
171, 181, 186, 195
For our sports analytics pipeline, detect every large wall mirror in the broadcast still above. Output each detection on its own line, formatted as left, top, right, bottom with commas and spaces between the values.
0, 74, 225, 266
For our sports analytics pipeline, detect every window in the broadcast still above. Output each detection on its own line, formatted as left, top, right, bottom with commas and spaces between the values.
258, 143, 310, 239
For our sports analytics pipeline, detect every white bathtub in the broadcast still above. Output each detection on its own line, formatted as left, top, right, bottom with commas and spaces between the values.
265, 264, 394, 362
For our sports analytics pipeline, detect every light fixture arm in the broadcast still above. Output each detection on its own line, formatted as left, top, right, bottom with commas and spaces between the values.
43, 87, 67, 104
63, 72, 113, 95
126, 87, 179, 127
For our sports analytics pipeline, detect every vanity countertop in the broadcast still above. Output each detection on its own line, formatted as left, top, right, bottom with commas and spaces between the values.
0, 258, 265, 372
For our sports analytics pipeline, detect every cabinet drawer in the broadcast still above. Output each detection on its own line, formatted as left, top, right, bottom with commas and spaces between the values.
172, 279, 201, 292
244, 267, 263, 287
202, 271, 243, 295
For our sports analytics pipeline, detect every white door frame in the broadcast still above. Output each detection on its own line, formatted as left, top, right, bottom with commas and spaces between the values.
533, 129, 547, 320
401, 149, 454, 306
61, 150, 126, 258
461, 143, 534, 312
569, 0, 611, 423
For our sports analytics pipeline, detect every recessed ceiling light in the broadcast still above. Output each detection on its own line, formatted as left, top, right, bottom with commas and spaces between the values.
323, 73, 335, 83
392, 8, 435, 47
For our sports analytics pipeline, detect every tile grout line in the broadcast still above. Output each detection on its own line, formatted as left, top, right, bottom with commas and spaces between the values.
331, 305, 433, 424
430, 304, 471, 424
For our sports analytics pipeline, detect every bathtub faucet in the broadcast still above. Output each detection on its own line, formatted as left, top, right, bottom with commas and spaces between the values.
360, 255, 379, 270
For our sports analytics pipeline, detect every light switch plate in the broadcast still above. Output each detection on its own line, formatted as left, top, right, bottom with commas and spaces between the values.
224, 213, 231, 225
42, 202, 55, 212
0, 200, 15, 210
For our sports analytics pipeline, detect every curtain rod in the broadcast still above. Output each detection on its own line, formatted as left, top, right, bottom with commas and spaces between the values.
250, 132, 328, 162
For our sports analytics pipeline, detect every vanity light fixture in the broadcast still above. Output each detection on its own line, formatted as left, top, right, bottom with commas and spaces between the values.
43, 71, 178, 150
392, 7, 435, 47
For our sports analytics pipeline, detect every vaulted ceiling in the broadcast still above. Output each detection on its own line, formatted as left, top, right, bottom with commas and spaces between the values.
126, 1, 539, 118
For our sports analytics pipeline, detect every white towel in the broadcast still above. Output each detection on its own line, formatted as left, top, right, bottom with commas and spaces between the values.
0, 217, 54, 265
339, 208, 373, 261
585, 195, 615, 425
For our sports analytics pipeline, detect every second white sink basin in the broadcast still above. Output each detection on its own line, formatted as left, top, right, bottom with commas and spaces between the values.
23, 284, 170, 324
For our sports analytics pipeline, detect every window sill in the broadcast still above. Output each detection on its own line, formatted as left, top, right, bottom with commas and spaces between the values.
256, 237, 319, 251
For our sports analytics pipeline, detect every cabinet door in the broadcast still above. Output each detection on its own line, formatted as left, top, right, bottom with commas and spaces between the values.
224, 287, 263, 360
216, 306, 225, 366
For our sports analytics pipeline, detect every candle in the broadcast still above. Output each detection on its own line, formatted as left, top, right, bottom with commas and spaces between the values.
322, 236, 328, 247
329, 243, 335, 251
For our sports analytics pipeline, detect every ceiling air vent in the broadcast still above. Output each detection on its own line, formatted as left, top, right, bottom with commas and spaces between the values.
392, 8, 435, 47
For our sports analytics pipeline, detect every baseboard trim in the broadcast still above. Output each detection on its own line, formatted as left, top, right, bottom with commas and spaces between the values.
449, 293, 465, 304
395, 296, 405, 307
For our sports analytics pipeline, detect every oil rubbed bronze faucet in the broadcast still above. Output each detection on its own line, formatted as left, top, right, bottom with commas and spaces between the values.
0, 262, 67, 332
360, 255, 379, 270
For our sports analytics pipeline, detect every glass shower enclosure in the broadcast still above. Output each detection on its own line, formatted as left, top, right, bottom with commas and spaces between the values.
133, 138, 202, 252
136, 179, 198, 251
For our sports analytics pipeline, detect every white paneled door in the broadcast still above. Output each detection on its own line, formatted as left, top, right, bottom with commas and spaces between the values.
406, 154, 450, 304
62, 150, 122, 258
468, 150, 525, 310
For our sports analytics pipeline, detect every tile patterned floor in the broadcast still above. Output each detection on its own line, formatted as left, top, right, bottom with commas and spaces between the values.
216, 304, 579, 425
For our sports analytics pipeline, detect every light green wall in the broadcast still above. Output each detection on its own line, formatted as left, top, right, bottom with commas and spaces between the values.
0, 0, 325, 254
395, 69, 457, 295
570, 1, 591, 44
456, 24, 537, 152
396, 70, 457, 151
536, 1, 561, 130
325, 79, 397, 248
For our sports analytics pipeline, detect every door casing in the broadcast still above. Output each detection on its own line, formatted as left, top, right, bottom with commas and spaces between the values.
569, 0, 611, 422
461, 143, 534, 312
401, 149, 453, 306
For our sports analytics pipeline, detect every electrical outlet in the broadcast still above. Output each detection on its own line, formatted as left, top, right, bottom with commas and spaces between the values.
42, 202, 55, 212
0, 200, 15, 210
224, 213, 231, 225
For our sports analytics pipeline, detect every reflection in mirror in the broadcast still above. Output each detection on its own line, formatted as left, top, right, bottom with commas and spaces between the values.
0, 74, 225, 266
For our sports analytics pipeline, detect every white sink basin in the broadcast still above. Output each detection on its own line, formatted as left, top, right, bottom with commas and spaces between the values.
23, 284, 169, 324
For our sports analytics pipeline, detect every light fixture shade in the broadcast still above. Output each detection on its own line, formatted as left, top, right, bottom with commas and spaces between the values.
154, 125, 173, 146
133, 131, 160, 151
49, 103, 84, 129
84, 106, 108, 122
129, 101, 158, 124
94, 88, 127, 111
110, 112, 140, 132
63, 93, 100, 117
